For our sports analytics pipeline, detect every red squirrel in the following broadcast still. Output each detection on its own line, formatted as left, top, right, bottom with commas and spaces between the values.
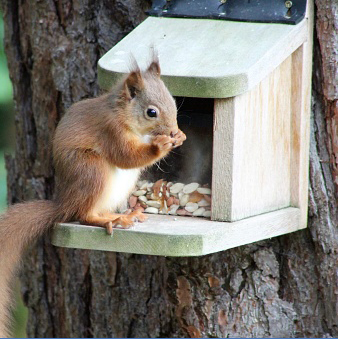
0, 57, 186, 337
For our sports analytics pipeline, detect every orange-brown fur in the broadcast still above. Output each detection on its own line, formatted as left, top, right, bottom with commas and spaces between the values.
0, 58, 186, 337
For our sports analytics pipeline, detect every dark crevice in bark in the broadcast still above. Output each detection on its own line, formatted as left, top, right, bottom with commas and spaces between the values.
53, 0, 66, 33
84, 268, 93, 338
55, 91, 64, 124
42, 247, 56, 338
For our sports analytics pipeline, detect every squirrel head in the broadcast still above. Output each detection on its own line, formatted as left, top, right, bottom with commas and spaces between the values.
117, 56, 178, 138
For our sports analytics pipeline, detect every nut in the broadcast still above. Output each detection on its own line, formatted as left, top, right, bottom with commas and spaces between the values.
285, 0, 292, 8
167, 197, 174, 207
189, 191, 204, 203
129, 180, 212, 219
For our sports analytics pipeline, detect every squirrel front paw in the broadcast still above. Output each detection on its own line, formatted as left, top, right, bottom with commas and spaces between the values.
172, 129, 187, 148
152, 135, 176, 153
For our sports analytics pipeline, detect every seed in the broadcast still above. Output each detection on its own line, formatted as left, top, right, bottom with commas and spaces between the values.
169, 204, 179, 214
137, 180, 147, 188
170, 183, 185, 194
129, 180, 212, 219
179, 194, 190, 207
203, 210, 211, 217
147, 200, 161, 208
185, 202, 199, 212
193, 207, 205, 216
183, 182, 200, 194
133, 190, 147, 196
176, 209, 187, 216
197, 187, 211, 195
139, 181, 149, 190
198, 199, 210, 207
140, 202, 147, 208
138, 196, 148, 203
145, 207, 159, 214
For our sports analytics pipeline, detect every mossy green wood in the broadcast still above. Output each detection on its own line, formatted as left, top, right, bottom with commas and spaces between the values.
52, 207, 300, 256
98, 17, 307, 98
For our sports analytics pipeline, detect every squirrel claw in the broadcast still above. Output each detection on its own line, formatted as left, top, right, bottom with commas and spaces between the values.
134, 210, 148, 222
105, 221, 114, 235
172, 129, 187, 148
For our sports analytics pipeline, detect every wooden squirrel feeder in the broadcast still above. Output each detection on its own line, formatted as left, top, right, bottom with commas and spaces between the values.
52, 0, 314, 256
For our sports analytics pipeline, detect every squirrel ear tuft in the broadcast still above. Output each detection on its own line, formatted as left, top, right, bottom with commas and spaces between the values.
147, 61, 161, 77
124, 69, 144, 100
147, 48, 161, 77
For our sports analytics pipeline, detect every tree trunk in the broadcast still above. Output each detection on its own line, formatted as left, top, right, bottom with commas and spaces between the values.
1, 0, 337, 337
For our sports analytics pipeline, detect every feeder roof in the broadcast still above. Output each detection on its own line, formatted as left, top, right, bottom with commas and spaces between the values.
98, 17, 308, 98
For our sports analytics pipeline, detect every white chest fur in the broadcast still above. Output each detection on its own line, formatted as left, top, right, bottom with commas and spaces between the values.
93, 167, 140, 214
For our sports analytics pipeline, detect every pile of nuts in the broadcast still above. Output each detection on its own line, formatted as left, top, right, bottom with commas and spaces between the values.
129, 179, 212, 218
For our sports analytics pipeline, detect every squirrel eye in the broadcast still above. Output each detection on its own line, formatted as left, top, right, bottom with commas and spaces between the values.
146, 108, 157, 118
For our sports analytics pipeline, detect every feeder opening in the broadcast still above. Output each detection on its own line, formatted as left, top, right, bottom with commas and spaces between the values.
128, 97, 214, 218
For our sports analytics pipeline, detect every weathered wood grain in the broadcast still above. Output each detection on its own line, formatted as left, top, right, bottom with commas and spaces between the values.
98, 16, 308, 98
52, 208, 301, 256
213, 57, 292, 221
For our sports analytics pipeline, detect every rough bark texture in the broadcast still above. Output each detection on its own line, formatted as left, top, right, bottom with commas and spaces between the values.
1, 0, 337, 337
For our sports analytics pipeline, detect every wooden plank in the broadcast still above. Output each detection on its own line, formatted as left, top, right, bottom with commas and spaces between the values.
211, 98, 235, 221
213, 57, 292, 221
98, 17, 308, 98
51, 207, 300, 257
290, 0, 314, 229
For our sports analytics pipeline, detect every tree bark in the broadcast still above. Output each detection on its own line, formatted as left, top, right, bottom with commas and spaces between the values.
1, 0, 337, 337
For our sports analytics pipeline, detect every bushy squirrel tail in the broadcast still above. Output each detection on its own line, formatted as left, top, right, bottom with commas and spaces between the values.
0, 200, 60, 338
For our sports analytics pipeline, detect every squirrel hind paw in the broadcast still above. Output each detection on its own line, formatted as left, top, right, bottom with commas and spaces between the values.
114, 215, 135, 229
130, 210, 148, 222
